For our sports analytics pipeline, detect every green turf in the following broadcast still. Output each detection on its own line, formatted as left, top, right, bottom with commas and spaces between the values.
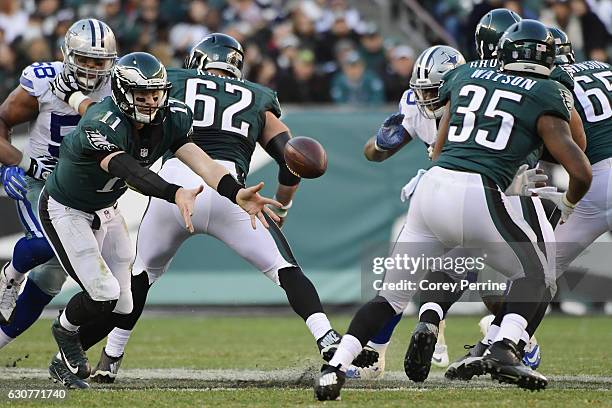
0, 315, 610, 406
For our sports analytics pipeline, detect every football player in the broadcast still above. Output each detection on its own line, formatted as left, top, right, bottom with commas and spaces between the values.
315, 20, 591, 400
0, 20, 116, 346
38, 51, 280, 389
63, 34, 369, 386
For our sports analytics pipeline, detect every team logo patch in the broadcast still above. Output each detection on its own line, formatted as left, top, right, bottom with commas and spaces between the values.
559, 88, 573, 112
85, 128, 118, 152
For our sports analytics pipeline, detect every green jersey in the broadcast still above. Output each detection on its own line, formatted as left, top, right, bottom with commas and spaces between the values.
46, 97, 193, 212
559, 61, 612, 164
166, 68, 281, 180
436, 63, 573, 190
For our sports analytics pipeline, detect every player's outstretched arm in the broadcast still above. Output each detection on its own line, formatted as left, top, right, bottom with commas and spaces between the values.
259, 111, 300, 227
175, 142, 282, 229
536, 115, 592, 222
364, 112, 411, 162
100, 151, 201, 232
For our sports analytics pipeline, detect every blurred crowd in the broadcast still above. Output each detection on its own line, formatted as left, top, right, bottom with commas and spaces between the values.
0, 0, 610, 106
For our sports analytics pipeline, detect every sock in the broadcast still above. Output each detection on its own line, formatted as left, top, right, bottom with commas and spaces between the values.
437, 319, 447, 345
517, 339, 527, 352
520, 330, 530, 345
105, 328, 131, 357
3, 262, 25, 284
483, 324, 500, 345
306, 312, 332, 340
0, 279, 53, 340
328, 334, 362, 371
0, 328, 14, 348
80, 313, 120, 351
59, 310, 79, 332
278, 267, 324, 321
419, 302, 443, 325
494, 313, 527, 344
370, 313, 401, 344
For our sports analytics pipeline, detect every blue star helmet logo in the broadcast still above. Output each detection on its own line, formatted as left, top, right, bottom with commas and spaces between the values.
442, 52, 459, 66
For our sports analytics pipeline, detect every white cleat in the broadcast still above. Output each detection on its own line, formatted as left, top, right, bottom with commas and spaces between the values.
0, 264, 21, 325
432, 344, 449, 367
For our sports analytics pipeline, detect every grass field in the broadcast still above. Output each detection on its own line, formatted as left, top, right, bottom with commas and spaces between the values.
0, 314, 610, 407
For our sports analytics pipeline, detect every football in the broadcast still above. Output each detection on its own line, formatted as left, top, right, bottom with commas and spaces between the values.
284, 136, 328, 179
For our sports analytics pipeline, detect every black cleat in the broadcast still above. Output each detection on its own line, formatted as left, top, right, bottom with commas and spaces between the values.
351, 345, 379, 368
91, 348, 123, 384
482, 339, 548, 391
317, 329, 342, 362
315, 364, 346, 401
49, 355, 90, 389
445, 342, 489, 380
404, 322, 438, 382
51, 318, 90, 379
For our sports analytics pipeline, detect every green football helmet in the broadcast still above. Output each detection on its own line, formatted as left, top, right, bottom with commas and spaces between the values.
475, 8, 522, 59
185, 33, 244, 79
111, 52, 172, 124
548, 27, 575, 65
498, 19, 556, 77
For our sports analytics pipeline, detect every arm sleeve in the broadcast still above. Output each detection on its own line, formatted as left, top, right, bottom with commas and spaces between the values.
107, 152, 181, 203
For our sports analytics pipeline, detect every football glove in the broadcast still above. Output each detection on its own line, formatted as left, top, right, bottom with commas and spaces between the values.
0, 166, 27, 200
266, 199, 292, 228
534, 189, 577, 223
24, 155, 57, 181
504, 164, 548, 196
49, 72, 81, 103
375, 113, 406, 151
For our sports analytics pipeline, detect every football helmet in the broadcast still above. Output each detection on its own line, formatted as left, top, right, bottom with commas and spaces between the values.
498, 20, 556, 76
185, 33, 244, 79
410, 45, 466, 119
62, 19, 117, 93
111, 52, 172, 124
549, 27, 575, 65
475, 8, 522, 60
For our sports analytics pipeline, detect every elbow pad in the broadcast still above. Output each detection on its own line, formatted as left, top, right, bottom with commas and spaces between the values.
107, 153, 180, 203
264, 131, 301, 186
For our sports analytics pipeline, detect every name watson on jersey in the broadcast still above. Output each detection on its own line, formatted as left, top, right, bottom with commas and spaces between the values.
373, 279, 507, 293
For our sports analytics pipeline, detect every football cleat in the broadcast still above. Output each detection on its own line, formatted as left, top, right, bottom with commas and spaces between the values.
49, 354, 90, 389
521, 336, 541, 370
345, 345, 385, 380
482, 339, 548, 391
317, 329, 342, 362
51, 318, 90, 379
315, 364, 346, 401
0, 263, 21, 325
91, 348, 123, 383
445, 342, 489, 380
432, 343, 449, 368
404, 322, 438, 382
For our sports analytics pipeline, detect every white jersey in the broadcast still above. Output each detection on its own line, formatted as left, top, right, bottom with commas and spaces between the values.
19, 61, 111, 160
398, 89, 437, 146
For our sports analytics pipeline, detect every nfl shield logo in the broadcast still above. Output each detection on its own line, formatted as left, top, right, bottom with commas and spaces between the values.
140, 148, 148, 158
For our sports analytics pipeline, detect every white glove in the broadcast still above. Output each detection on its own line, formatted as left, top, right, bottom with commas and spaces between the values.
535, 189, 577, 223
504, 164, 549, 196
427, 145, 434, 160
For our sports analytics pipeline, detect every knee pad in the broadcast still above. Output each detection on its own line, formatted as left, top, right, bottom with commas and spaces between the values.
12, 237, 55, 273
87, 276, 121, 302
28, 261, 67, 297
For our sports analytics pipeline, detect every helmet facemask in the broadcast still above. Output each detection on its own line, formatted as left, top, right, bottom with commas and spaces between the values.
126, 87, 169, 124
412, 81, 444, 119
63, 48, 115, 93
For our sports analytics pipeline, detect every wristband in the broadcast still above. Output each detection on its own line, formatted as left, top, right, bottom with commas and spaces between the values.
68, 92, 89, 112
163, 184, 182, 204
217, 173, 242, 204
562, 192, 577, 208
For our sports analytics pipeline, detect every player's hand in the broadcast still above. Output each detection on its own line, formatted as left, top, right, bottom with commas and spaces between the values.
49, 71, 81, 103
504, 164, 548, 196
174, 185, 203, 233
26, 155, 57, 181
236, 182, 283, 229
266, 200, 292, 228
534, 189, 576, 224
375, 112, 406, 151
0, 166, 27, 200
